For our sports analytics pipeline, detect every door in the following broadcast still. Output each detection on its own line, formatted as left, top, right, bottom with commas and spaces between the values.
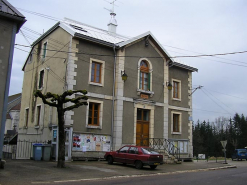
114, 146, 129, 163
65, 127, 72, 161
136, 108, 149, 146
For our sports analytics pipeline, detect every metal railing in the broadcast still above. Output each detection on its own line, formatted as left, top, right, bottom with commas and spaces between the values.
2, 140, 49, 160
136, 138, 180, 160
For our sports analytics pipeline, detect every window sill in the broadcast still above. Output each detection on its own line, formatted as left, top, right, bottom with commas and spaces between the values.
172, 98, 181, 101
38, 87, 43, 91
23, 126, 28, 129
89, 82, 103, 87
86, 125, 102, 129
34, 125, 40, 129
137, 89, 154, 97
172, 132, 181, 135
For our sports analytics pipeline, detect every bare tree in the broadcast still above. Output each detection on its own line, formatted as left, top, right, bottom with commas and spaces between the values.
34, 90, 88, 168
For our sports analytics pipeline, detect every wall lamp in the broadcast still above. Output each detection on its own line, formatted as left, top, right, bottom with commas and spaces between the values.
166, 81, 173, 90
121, 70, 128, 82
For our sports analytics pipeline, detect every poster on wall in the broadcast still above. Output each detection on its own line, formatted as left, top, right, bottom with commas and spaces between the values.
72, 133, 111, 152
72, 134, 82, 151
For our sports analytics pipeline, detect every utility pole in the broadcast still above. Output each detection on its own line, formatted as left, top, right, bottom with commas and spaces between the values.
189, 85, 203, 96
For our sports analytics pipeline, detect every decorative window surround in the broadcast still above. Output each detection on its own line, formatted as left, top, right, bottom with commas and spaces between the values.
35, 104, 43, 128
42, 41, 48, 62
86, 99, 103, 129
38, 69, 45, 90
88, 58, 105, 87
172, 78, 181, 101
137, 58, 153, 94
171, 111, 182, 135
24, 107, 29, 128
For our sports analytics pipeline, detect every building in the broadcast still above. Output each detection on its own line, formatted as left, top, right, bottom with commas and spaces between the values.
0, 0, 26, 165
5, 93, 21, 134
18, 12, 197, 161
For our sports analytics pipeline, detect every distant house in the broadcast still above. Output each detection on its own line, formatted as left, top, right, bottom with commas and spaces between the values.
18, 12, 197, 161
0, 0, 26, 162
5, 93, 21, 135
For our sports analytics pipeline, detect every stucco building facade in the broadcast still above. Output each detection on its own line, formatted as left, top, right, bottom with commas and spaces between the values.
18, 15, 197, 161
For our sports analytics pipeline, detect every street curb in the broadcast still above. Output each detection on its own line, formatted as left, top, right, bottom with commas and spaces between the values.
50, 165, 237, 184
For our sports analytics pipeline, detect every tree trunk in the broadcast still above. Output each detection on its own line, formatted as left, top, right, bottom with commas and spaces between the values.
57, 107, 65, 168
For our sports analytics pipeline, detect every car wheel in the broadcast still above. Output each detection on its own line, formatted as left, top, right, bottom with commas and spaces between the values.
232, 158, 233, 161
107, 156, 113, 165
135, 161, 143, 169
150, 165, 157, 169
122, 163, 127, 165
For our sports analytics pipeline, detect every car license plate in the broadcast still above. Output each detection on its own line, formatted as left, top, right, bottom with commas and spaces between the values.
154, 163, 160, 165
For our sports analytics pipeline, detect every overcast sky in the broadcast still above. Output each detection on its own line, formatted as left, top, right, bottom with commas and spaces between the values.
7, 0, 247, 123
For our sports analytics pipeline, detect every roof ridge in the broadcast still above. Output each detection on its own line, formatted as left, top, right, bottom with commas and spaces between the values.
63, 17, 130, 40
7, 95, 22, 112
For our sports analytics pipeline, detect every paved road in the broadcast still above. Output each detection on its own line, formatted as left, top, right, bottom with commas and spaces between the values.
48, 162, 247, 185
0, 159, 244, 185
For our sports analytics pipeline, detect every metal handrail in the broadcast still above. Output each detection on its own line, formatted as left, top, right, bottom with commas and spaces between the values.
136, 138, 180, 160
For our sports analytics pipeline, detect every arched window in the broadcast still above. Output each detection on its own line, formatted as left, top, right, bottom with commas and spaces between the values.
139, 60, 150, 91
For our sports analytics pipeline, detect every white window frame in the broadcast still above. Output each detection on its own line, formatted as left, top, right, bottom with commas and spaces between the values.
86, 99, 103, 129
172, 79, 181, 101
42, 41, 48, 61
38, 68, 45, 90
88, 58, 105, 87
24, 107, 29, 128
137, 58, 154, 95
171, 111, 182, 135
35, 104, 43, 128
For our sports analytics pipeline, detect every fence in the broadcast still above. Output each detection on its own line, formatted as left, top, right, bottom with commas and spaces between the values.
136, 138, 180, 160
2, 140, 49, 160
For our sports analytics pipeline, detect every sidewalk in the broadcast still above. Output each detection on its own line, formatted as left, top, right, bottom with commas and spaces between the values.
0, 159, 237, 185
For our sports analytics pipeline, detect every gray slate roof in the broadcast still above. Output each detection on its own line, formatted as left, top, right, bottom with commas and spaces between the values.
0, 0, 26, 31
28, 18, 197, 72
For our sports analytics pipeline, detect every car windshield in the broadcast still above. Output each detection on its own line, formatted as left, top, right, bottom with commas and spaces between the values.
238, 149, 247, 154
141, 147, 159, 154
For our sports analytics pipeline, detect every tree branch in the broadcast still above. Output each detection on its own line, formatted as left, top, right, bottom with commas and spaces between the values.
63, 101, 88, 112
64, 95, 88, 103
34, 90, 58, 107
61, 90, 87, 100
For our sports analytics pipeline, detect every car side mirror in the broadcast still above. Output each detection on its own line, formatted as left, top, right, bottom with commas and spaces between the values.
117, 150, 119, 153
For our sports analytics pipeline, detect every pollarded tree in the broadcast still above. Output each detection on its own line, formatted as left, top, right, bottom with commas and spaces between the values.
34, 90, 88, 168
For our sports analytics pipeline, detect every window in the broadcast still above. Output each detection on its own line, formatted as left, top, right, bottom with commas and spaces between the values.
89, 58, 105, 86
139, 60, 150, 91
38, 70, 44, 89
171, 111, 182, 134
172, 79, 181, 100
25, 108, 29, 127
86, 100, 103, 129
119, 146, 129, 153
173, 114, 180, 132
36, 105, 41, 126
88, 102, 100, 126
43, 42, 47, 59
129, 147, 139, 154
91, 62, 101, 83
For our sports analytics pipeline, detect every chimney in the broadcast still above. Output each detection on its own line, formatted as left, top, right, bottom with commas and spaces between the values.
108, 12, 117, 35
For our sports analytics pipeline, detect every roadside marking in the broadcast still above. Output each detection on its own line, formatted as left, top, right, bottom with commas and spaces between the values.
32, 182, 51, 184
50, 165, 237, 184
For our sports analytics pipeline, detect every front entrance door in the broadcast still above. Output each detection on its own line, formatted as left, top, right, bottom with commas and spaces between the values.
136, 108, 149, 146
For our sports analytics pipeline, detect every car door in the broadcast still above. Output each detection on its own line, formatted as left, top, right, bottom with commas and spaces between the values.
114, 146, 129, 163
126, 147, 139, 164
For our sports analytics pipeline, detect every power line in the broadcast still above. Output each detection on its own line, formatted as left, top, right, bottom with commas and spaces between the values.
200, 88, 232, 115
15, 44, 247, 62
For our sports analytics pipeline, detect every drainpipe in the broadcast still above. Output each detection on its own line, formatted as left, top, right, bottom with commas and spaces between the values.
111, 44, 117, 151
0, 25, 17, 166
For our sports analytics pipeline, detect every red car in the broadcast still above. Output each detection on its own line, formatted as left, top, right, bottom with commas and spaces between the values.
104, 145, 163, 169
